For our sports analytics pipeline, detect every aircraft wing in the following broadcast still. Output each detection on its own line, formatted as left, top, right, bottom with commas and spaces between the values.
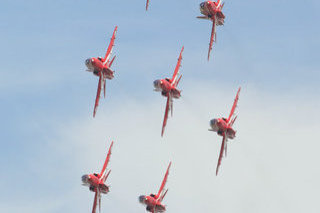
104, 26, 118, 65
100, 141, 114, 177
157, 162, 172, 198
103, 78, 106, 98
146, 0, 150, 10
217, 0, 222, 8
208, 17, 216, 60
171, 46, 184, 86
98, 189, 101, 213
161, 94, 172, 137
93, 72, 104, 117
216, 134, 226, 175
92, 190, 98, 213
227, 87, 241, 124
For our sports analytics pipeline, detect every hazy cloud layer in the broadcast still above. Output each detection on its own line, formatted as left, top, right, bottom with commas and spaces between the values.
2, 82, 319, 213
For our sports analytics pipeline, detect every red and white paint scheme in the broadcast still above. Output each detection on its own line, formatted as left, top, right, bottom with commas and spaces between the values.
82, 141, 114, 213
85, 26, 118, 117
209, 87, 241, 175
153, 47, 184, 137
139, 162, 172, 213
197, 1, 225, 60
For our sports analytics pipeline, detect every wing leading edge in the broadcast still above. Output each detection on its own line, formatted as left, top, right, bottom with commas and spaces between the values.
100, 141, 114, 177
208, 17, 216, 61
161, 94, 172, 137
216, 134, 226, 175
93, 72, 104, 117
227, 87, 241, 124
157, 162, 172, 199
104, 26, 118, 65
171, 46, 184, 86
92, 189, 98, 213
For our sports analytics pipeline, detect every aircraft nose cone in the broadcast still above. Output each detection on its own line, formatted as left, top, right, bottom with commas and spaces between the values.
139, 195, 146, 203
210, 119, 217, 126
153, 80, 161, 88
85, 58, 91, 67
82, 175, 89, 183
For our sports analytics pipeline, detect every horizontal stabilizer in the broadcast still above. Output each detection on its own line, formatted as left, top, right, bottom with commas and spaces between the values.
197, 16, 208, 19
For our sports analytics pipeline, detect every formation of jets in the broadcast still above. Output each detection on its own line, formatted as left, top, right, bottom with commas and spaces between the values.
82, 1, 241, 212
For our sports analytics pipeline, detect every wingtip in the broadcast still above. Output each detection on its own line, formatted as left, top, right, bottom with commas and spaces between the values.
167, 162, 172, 172
235, 87, 241, 97
161, 127, 165, 137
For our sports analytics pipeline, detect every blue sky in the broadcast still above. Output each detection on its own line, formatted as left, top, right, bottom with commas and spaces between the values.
1, 0, 320, 212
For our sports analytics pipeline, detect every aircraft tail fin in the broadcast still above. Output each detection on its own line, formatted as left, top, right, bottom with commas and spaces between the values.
109, 55, 116, 67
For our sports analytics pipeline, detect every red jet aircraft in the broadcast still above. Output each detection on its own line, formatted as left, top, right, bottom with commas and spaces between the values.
153, 47, 184, 137
197, 1, 225, 60
82, 141, 114, 213
85, 26, 118, 117
209, 87, 241, 175
139, 162, 172, 213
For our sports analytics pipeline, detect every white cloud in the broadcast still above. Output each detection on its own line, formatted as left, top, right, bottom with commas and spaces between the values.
2, 82, 320, 213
